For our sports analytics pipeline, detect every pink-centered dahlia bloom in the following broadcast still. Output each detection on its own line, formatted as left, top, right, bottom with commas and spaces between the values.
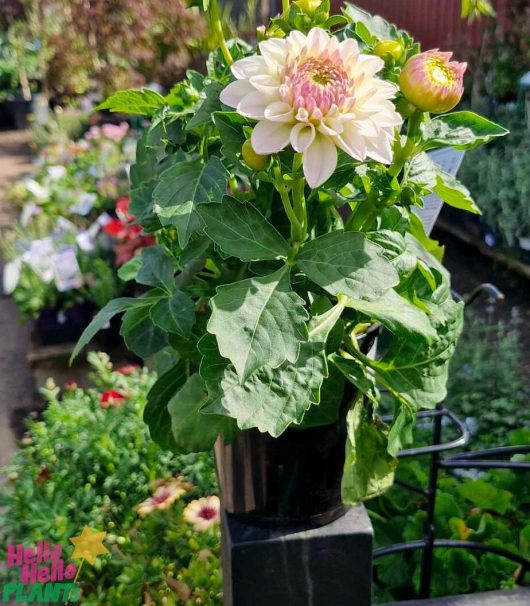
399, 50, 467, 114
220, 27, 403, 188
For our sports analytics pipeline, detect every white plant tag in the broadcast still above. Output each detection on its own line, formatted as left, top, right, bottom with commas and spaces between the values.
3, 258, 22, 295
52, 247, 84, 292
22, 238, 55, 283
414, 148, 466, 235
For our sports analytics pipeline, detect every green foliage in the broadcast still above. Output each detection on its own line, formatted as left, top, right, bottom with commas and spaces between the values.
445, 311, 530, 446
369, 446, 530, 602
459, 108, 530, 246
74, 3, 507, 505
0, 353, 221, 605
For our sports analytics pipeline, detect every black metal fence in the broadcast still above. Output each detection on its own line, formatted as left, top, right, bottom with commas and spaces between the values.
374, 284, 530, 600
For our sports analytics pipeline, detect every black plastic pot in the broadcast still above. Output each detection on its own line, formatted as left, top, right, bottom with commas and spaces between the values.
6, 99, 32, 129
215, 328, 378, 528
36, 303, 94, 346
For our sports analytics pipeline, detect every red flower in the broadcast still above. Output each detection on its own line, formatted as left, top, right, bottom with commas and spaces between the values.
103, 218, 126, 237
100, 389, 127, 408
116, 364, 140, 375
116, 196, 131, 221
64, 381, 78, 391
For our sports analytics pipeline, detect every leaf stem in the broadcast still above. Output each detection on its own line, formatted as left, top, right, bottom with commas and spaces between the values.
282, 0, 290, 12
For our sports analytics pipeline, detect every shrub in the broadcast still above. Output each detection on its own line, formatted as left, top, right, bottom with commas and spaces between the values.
0, 352, 221, 605
459, 107, 530, 246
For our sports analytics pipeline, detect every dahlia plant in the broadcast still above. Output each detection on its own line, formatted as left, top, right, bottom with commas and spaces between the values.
74, 2, 507, 502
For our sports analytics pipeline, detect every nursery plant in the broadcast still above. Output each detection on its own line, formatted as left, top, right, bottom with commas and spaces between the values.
73, 1, 508, 508
0, 352, 221, 605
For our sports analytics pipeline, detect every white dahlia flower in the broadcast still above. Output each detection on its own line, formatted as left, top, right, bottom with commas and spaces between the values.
220, 27, 403, 188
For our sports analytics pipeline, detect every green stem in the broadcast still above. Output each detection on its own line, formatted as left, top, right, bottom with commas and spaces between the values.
209, 0, 233, 66
387, 110, 425, 178
345, 198, 377, 232
282, 0, 290, 12
273, 165, 302, 242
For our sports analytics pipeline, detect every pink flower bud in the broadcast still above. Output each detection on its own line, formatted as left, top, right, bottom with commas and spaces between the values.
399, 50, 467, 114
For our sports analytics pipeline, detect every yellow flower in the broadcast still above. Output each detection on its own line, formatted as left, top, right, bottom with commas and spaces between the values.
183, 496, 221, 531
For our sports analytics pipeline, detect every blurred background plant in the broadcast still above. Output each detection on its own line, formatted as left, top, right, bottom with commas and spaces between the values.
0, 352, 221, 605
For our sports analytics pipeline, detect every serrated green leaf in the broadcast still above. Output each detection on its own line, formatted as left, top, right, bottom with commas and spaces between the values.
345, 288, 438, 342
197, 197, 290, 261
404, 152, 438, 188
342, 399, 398, 504
71, 296, 150, 362
203, 304, 341, 436
213, 111, 251, 165
96, 88, 166, 116
150, 291, 195, 336
168, 374, 230, 453
117, 256, 142, 282
153, 156, 227, 247
421, 111, 508, 151
136, 246, 176, 293
433, 172, 481, 214
186, 81, 224, 130
144, 361, 187, 451
208, 265, 308, 382
120, 304, 169, 358
297, 230, 399, 300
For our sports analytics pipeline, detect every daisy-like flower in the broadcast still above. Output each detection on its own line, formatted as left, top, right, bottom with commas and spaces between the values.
220, 27, 402, 188
135, 477, 193, 517
183, 496, 221, 532
399, 50, 467, 114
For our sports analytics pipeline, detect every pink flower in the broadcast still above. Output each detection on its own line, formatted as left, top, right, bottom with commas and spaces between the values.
220, 27, 402, 188
100, 389, 127, 408
116, 364, 141, 375
399, 50, 467, 114
183, 496, 221, 531
135, 477, 193, 517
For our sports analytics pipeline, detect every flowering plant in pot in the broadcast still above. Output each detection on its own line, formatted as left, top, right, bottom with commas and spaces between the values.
73, 1, 507, 525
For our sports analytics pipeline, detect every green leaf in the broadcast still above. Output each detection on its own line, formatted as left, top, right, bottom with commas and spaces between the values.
208, 265, 308, 382
404, 152, 438, 188
136, 246, 176, 293
117, 256, 142, 282
457, 479, 513, 515
197, 197, 290, 261
433, 172, 481, 214
345, 289, 438, 342
351, 290, 465, 411
168, 374, 228, 453
186, 81, 223, 131
331, 355, 380, 405
120, 305, 169, 358
144, 361, 187, 451
297, 230, 399, 301
213, 111, 251, 165
342, 399, 398, 504
203, 304, 341, 436
96, 88, 166, 116
71, 296, 148, 362
150, 291, 195, 336
421, 111, 508, 151
387, 407, 415, 456
153, 156, 228, 247
342, 4, 400, 41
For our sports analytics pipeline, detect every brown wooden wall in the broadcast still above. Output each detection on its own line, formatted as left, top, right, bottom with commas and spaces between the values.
331, 0, 509, 51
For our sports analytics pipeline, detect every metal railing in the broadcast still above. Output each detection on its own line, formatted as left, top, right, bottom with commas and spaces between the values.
373, 284, 530, 600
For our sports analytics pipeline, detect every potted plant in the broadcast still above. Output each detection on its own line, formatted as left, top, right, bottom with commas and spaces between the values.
72, 1, 507, 526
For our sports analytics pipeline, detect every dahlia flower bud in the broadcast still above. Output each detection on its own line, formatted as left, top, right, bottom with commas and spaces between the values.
374, 40, 403, 62
399, 50, 467, 114
294, 0, 322, 14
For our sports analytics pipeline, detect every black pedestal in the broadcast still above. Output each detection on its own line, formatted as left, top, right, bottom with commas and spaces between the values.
221, 505, 373, 606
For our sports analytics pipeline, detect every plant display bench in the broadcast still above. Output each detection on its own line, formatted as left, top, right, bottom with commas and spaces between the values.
382, 587, 530, 606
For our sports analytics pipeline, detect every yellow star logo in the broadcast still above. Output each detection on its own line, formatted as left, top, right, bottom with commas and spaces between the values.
69, 526, 109, 565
